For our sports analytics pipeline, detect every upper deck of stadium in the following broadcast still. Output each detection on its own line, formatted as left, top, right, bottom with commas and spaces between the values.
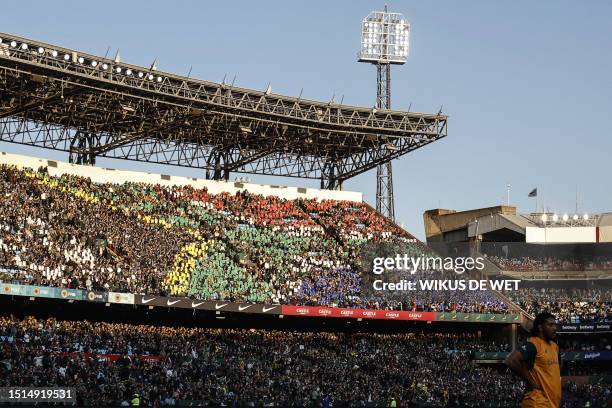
424, 206, 612, 279
0, 32, 447, 186
424, 206, 612, 244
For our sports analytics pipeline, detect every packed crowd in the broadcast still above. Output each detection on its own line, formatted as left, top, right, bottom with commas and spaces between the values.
0, 315, 520, 407
562, 383, 610, 408
487, 255, 612, 272
557, 336, 611, 352
505, 288, 611, 324
0, 165, 509, 313
1, 316, 609, 407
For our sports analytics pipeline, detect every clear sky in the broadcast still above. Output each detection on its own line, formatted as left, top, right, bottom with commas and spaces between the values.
2, 0, 611, 239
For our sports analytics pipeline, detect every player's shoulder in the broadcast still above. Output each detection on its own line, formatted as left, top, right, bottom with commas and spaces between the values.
550, 340, 559, 351
525, 336, 559, 353
520, 338, 538, 354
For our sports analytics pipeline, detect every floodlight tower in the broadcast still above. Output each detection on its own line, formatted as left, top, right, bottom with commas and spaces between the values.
359, 6, 410, 222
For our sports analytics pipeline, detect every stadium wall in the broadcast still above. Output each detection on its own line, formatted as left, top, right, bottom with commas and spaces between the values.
525, 226, 596, 243
0, 151, 362, 202
423, 206, 517, 243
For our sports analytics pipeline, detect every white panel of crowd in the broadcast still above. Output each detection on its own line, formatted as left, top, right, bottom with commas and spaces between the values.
0, 151, 362, 202
525, 227, 546, 243
525, 226, 596, 243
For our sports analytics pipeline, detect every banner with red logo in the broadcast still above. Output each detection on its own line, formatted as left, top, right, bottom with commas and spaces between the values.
54, 352, 164, 362
281, 305, 436, 321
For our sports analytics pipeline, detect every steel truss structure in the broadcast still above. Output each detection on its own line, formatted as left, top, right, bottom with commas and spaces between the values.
0, 32, 447, 188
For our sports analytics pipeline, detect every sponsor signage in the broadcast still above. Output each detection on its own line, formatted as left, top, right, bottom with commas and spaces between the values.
86, 291, 108, 303
2, 283, 601, 335
557, 323, 611, 333
55, 352, 164, 362
281, 305, 436, 321
134, 295, 281, 314
28, 286, 56, 298
0, 284, 540, 327
0, 283, 84, 300
436, 312, 520, 323
560, 352, 612, 361
58, 288, 85, 301
108, 292, 135, 305
473, 352, 508, 360
475, 352, 612, 362
1, 283, 28, 296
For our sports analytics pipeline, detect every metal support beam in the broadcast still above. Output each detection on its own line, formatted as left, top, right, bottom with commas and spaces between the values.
69, 131, 97, 165
0, 88, 82, 120
321, 161, 341, 190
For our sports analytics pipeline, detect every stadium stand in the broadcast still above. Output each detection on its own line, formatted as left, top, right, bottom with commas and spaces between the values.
0, 315, 521, 407
0, 158, 609, 325
1, 315, 610, 407
486, 255, 612, 273
505, 288, 611, 324
0, 28, 609, 407
0, 159, 609, 406
0, 162, 509, 314
0, 156, 609, 406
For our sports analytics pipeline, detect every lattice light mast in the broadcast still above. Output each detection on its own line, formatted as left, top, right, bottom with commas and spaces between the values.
359, 7, 410, 222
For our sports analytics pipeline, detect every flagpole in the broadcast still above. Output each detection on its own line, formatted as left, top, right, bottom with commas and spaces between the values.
575, 185, 578, 213
540, 188, 542, 213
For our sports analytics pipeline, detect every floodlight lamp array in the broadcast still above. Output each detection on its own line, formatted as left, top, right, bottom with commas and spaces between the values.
359, 11, 410, 65
0, 36, 165, 83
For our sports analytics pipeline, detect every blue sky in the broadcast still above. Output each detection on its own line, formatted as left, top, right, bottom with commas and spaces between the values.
2, 0, 611, 239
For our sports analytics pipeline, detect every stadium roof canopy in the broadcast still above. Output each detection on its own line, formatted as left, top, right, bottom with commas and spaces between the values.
0, 32, 447, 188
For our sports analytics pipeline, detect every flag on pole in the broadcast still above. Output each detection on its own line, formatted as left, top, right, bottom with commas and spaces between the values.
528, 188, 537, 197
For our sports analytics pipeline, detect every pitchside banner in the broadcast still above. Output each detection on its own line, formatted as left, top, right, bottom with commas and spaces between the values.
28, 286, 57, 299
57, 288, 84, 301
108, 292, 135, 305
561, 351, 612, 361
85, 291, 108, 303
557, 323, 611, 333
281, 305, 436, 321
437, 312, 521, 323
1, 283, 85, 300
55, 352, 164, 362
133, 295, 281, 314
475, 351, 612, 361
1, 283, 28, 296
